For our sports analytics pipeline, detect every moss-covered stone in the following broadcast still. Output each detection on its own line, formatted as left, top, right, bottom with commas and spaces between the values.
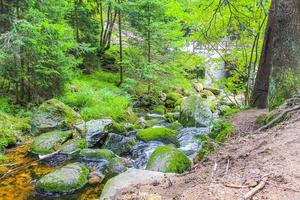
146, 146, 191, 173
165, 92, 183, 108
35, 163, 88, 194
31, 99, 84, 135
30, 131, 72, 155
201, 90, 216, 100
179, 95, 213, 127
165, 112, 180, 123
107, 121, 127, 135
166, 121, 183, 130
80, 148, 116, 162
136, 127, 179, 146
60, 139, 87, 155
105, 157, 127, 178
151, 105, 166, 115
103, 133, 136, 156
145, 119, 161, 128
204, 87, 221, 95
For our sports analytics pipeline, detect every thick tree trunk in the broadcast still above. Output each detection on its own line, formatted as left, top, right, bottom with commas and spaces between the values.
251, 0, 300, 108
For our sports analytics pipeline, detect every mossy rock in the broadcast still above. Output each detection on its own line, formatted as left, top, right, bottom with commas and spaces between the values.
136, 127, 179, 146
204, 87, 221, 95
146, 146, 191, 173
31, 99, 84, 135
166, 121, 183, 130
80, 148, 116, 162
60, 139, 87, 155
105, 157, 127, 178
179, 95, 213, 127
103, 133, 136, 156
165, 93, 183, 108
107, 121, 127, 135
201, 90, 216, 100
145, 119, 161, 128
165, 112, 180, 123
35, 163, 88, 194
151, 105, 166, 115
30, 131, 72, 155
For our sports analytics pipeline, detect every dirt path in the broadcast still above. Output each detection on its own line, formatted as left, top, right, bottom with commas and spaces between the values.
118, 109, 300, 200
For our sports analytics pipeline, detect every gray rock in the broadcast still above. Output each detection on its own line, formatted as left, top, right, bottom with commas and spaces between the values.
30, 131, 72, 155
31, 99, 83, 135
103, 133, 136, 156
100, 168, 171, 200
35, 163, 88, 194
85, 119, 112, 147
60, 139, 87, 155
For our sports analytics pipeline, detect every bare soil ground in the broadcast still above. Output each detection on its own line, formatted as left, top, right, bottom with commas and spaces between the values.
117, 109, 300, 200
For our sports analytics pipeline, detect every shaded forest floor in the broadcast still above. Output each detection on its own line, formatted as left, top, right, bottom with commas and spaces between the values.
118, 109, 300, 200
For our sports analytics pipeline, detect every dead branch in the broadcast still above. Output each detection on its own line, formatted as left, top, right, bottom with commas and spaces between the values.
259, 105, 300, 131
243, 176, 269, 200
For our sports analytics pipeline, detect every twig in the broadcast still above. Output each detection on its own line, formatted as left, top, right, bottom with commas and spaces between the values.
242, 175, 269, 200
225, 158, 230, 175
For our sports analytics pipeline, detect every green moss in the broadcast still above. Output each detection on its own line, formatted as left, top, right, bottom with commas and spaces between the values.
165, 92, 183, 108
80, 148, 116, 162
166, 121, 183, 130
146, 146, 191, 173
165, 112, 180, 123
60, 139, 87, 155
107, 121, 127, 135
145, 119, 160, 128
194, 137, 219, 162
136, 127, 179, 146
30, 131, 72, 155
35, 163, 89, 193
210, 102, 217, 113
208, 118, 234, 143
151, 105, 165, 115
201, 90, 216, 99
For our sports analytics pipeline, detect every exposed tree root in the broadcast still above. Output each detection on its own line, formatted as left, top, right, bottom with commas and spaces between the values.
243, 176, 269, 200
259, 105, 300, 131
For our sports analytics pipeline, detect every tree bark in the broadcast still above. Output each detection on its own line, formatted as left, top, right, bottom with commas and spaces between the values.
251, 0, 300, 108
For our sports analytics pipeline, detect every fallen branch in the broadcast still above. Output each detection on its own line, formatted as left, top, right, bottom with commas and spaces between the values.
0, 150, 60, 181
243, 176, 269, 200
259, 105, 300, 131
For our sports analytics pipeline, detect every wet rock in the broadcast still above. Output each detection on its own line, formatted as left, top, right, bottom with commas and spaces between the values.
35, 163, 88, 194
80, 148, 116, 162
179, 95, 214, 127
193, 83, 204, 92
151, 105, 166, 115
136, 127, 179, 146
30, 131, 72, 155
60, 139, 87, 155
166, 121, 183, 131
131, 141, 165, 169
88, 171, 105, 185
105, 157, 127, 177
204, 87, 221, 95
146, 146, 191, 173
31, 99, 83, 135
85, 119, 112, 147
103, 133, 136, 156
100, 168, 171, 200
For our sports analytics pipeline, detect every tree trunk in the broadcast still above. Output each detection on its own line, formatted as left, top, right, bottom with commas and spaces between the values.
251, 0, 300, 108
117, 0, 123, 86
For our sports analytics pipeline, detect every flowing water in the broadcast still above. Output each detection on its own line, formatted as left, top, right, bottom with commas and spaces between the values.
0, 97, 218, 199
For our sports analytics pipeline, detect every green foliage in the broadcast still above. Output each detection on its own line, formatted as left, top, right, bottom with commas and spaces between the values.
195, 117, 234, 162
146, 145, 191, 173
61, 70, 131, 121
136, 127, 179, 146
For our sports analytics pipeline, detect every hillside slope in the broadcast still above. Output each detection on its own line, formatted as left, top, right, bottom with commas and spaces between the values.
118, 109, 300, 200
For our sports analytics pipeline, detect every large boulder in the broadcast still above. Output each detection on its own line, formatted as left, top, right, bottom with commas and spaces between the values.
31, 99, 83, 135
136, 127, 179, 146
146, 146, 191, 174
179, 95, 214, 127
100, 168, 171, 200
30, 131, 72, 155
80, 148, 116, 162
103, 133, 136, 156
35, 163, 88, 194
85, 119, 112, 147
